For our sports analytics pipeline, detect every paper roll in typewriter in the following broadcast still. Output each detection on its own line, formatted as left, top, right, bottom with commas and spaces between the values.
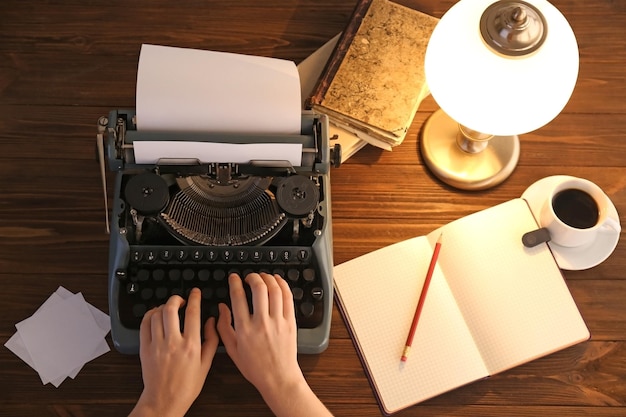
96, 45, 341, 354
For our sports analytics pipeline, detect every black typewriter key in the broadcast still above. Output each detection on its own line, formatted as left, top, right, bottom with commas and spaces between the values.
115, 269, 127, 281
251, 249, 262, 262
155, 287, 168, 300
124, 172, 169, 216
131, 250, 143, 262
228, 268, 241, 278
191, 249, 203, 261
182, 268, 195, 281
175, 249, 188, 262
171, 287, 184, 297
242, 268, 254, 278
159, 249, 173, 261
168, 269, 181, 281
126, 282, 139, 295
299, 302, 315, 318
201, 287, 213, 300
302, 268, 316, 282
206, 250, 218, 262
273, 268, 285, 278
216, 287, 228, 299
266, 249, 278, 262
152, 268, 165, 281
198, 269, 210, 281
137, 269, 150, 282
287, 268, 299, 282
236, 250, 248, 262
311, 287, 324, 301
292, 287, 304, 301
280, 250, 292, 262
140, 288, 154, 301
221, 249, 234, 262
297, 249, 310, 262
145, 250, 157, 263
213, 269, 226, 281
132, 304, 147, 318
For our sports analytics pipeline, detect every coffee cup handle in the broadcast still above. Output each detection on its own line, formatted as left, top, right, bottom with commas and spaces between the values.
600, 216, 621, 234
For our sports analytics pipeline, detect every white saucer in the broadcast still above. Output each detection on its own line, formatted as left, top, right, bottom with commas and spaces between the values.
521, 175, 621, 270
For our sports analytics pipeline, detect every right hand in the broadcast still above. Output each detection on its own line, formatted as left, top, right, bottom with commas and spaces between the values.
216, 272, 304, 394
216, 272, 334, 417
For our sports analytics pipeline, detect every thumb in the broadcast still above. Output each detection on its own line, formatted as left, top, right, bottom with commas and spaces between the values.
216, 304, 238, 358
200, 317, 219, 372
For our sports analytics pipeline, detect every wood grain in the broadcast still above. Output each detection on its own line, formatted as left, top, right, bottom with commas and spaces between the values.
0, 0, 624, 416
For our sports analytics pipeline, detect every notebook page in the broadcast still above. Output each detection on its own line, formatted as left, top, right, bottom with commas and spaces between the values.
334, 236, 488, 414
432, 199, 590, 375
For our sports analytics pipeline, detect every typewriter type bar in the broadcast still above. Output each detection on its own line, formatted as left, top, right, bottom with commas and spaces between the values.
97, 109, 339, 354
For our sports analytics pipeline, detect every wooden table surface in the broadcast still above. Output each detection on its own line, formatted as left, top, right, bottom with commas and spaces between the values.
1, 1, 625, 416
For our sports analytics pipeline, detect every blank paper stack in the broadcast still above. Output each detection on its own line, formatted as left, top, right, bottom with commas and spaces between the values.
4, 286, 111, 387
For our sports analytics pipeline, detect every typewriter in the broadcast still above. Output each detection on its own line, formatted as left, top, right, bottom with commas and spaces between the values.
97, 109, 341, 354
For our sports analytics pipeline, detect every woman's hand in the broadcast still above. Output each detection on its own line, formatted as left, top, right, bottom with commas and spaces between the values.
217, 272, 333, 417
129, 288, 219, 417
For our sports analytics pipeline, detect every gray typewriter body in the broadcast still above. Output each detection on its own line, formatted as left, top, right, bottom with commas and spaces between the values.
98, 109, 338, 354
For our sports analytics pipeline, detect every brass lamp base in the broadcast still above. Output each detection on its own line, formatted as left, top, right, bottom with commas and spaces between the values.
420, 109, 520, 190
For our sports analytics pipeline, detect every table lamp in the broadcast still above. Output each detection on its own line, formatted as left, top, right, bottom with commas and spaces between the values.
420, 0, 578, 190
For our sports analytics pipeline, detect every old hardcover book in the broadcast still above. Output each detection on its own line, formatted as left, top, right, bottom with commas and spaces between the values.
306, 0, 439, 150
298, 34, 368, 163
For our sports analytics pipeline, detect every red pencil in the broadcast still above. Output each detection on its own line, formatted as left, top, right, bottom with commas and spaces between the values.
401, 233, 443, 362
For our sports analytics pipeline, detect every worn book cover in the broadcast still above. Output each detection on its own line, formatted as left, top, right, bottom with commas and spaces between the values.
306, 0, 439, 149
298, 34, 369, 162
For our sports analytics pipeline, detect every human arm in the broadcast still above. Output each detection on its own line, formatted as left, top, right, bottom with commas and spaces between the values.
129, 288, 220, 417
217, 272, 334, 417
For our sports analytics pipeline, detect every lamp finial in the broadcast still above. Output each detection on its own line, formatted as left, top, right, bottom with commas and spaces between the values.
480, 0, 547, 57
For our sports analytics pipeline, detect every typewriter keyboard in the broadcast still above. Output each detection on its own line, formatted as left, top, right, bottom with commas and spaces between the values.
116, 245, 325, 330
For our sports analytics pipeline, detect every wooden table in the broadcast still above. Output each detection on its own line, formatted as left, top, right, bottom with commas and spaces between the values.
1, 1, 624, 416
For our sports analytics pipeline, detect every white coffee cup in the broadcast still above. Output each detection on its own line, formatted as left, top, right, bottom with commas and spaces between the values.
540, 177, 620, 248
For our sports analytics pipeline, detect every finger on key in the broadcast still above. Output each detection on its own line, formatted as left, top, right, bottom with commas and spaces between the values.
259, 272, 283, 318
245, 272, 269, 319
162, 294, 185, 339
184, 288, 202, 341
275, 274, 296, 320
228, 273, 251, 327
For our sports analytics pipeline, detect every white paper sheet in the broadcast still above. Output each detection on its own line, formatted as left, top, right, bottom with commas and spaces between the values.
136, 44, 301, 135
133, 140, 303, 166
4, 287, 110, 387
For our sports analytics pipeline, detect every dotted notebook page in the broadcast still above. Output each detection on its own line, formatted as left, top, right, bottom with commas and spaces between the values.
434, 199, 590, 374
334, 237, 488, 414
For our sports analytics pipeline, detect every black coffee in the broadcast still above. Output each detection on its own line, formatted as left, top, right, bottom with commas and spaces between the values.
552, 188, 599, 229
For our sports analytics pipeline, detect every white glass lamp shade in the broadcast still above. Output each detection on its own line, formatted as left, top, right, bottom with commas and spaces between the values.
425, 0, 579, 136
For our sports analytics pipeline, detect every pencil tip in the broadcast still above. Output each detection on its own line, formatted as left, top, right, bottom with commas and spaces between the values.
437, 233, 443, 243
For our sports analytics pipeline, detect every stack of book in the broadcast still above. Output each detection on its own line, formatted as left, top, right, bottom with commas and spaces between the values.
305, 0, 439, 152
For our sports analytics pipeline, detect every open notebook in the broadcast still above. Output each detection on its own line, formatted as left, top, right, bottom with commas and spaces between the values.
333, 198, 590, 415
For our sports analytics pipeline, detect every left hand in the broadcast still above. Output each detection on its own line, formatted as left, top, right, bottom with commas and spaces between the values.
129, 287, 219, 417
